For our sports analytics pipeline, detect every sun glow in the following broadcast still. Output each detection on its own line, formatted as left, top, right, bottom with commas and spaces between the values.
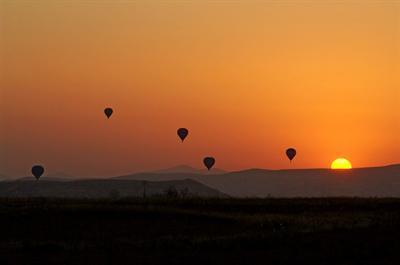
331, 158, 352, 169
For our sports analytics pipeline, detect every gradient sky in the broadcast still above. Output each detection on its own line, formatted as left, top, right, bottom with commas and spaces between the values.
1, 1, 399, 177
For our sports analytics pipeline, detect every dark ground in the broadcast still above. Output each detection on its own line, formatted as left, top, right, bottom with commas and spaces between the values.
0, 197, 400, 265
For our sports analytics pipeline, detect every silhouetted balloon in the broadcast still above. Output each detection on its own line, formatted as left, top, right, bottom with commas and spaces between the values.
31, 165, 44, 180
203, 157, 216, 171
104, 108, 113, 119
177, 128, 189, 142
286, 148, 297, 162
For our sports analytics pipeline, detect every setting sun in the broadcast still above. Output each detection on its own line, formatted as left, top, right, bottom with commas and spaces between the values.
331, 158, 353, 169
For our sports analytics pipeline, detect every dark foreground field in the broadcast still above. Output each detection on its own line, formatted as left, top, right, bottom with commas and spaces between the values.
1, 198, 400, 265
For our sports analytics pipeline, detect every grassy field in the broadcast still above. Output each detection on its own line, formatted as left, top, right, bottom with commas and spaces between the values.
0, 197, 400, 265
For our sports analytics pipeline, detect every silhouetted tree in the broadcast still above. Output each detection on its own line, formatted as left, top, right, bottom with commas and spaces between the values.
164, 186, 179, 198
179, 187, 189, 198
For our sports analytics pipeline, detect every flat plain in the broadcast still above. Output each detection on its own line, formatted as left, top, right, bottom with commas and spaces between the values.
0, 198, 399, 265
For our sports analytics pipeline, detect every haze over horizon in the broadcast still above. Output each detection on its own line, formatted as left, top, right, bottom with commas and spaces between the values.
1, 1, 399, 177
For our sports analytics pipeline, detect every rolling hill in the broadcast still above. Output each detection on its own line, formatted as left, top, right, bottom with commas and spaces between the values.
2, 164, 399, 197
0, 179, 227, 198
114, 164, 400, 197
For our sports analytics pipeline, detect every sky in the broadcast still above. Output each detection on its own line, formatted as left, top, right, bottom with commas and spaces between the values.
1, 0, 399, 177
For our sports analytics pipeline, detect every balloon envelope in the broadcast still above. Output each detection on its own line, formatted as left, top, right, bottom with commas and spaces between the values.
31, 165, 44, 180
203, 157, 216, 170
177, 128, 189, 142
104, 108, 113, 119
286, 148, 297, 161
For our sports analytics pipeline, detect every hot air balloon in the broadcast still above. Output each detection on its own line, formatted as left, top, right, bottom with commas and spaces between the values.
177, 128, 189, 142
31, 165, 44, 180
104, 108, 113, 119
286, 148, 297, 162
203, 157, 216, 171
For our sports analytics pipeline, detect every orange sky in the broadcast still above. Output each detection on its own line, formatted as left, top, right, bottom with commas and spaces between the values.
1, 1, 399, 177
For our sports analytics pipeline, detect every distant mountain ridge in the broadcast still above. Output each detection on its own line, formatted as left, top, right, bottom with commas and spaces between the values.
2, 164, 399, 197
114, 164, 400, 197
152, 165, 227, 175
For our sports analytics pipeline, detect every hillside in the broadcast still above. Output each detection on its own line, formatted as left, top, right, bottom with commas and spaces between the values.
3, 164, 399, 197
0, 179, 226, 198
114, 164, 400, 197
